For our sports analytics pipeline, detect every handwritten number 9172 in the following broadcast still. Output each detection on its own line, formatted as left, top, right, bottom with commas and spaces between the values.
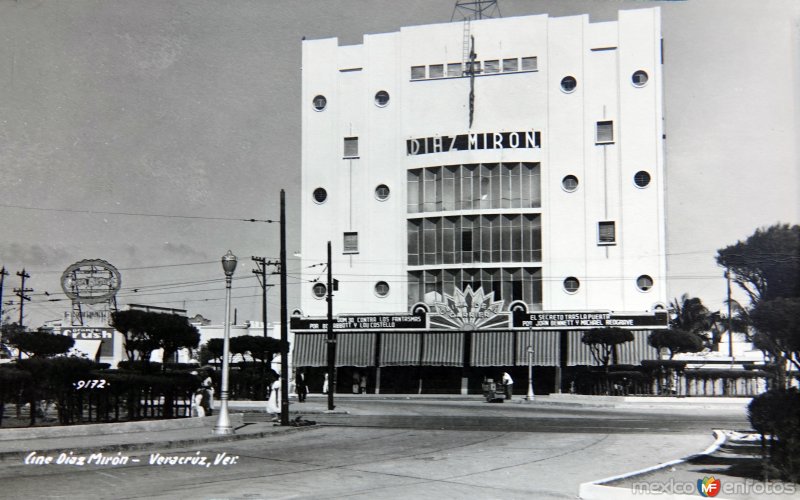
74, 379, 107, 390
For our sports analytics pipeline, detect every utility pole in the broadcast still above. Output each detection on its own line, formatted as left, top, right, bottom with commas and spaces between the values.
326, 240, 337, 411
252, 257, 277, 337
279, 189, 289, 427
14, 269, 32, 327
0, 267, 8, 327
726, 271, 733, 359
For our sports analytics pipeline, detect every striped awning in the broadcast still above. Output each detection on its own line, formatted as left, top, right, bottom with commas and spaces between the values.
292, 333, 327, 367
293, 333, 376, 367
337, 333, 376, 367
69, 339, 102, 360
618, 330, 659, 365
421, 332, 463, 367
569, 330, 601, 366
381, 333, 421, 366
568, 330, 659, 366
471, 331, 514, 367
515, 330, 560, 366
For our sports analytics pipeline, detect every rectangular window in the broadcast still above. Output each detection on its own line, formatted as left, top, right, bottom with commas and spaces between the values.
598, 221, 616, 245
462, 229, 473, 253
407, 169, 421, 214
447, 62, 462, 77
465, 61, 481, 74
423, 218, 437, 265
411, 66, 426, 80
442, 217, 455, 264
502, 58, 518, 72
407, 220, 420, 265
343, 232, 359, 254
596, 121, 614, 144
429, 64, 444, 78
343, 137, 359, 158
442, 166, 456, 211
520, 56, 537, 71
407, 271, 422, 307
484, 60, 499, 73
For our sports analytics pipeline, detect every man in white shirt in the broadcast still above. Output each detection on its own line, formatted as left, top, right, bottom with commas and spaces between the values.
502, 372, 514, 400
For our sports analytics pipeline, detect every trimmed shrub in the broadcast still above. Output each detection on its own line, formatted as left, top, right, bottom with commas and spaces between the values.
748, 389, 800, 482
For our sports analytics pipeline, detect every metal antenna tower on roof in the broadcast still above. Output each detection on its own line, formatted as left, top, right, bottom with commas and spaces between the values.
451, 0, 501, 21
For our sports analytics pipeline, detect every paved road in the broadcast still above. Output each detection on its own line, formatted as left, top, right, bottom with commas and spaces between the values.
279, 399, 750, 434
0, 400, 749, 500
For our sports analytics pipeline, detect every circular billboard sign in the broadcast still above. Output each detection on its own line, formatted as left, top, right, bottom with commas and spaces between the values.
60, 259, 122, 305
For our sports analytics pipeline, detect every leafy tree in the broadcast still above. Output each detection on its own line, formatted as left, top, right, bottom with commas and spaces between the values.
204, 338, 224, 364
111, 310, 200, 370
230, 335, 284, 366
648, 329, 705, 395
0, 323, 26, 359
716, 224, 800, 303
750, 298, 800, 389
582, 328, 634, 394
648, 329, 705, 360
111, 310, 159, 362
154, 314, 200, 367
717, 224, 800, 388
2, 327, 74, 358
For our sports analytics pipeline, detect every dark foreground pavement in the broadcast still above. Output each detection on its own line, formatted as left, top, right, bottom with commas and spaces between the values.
0, 395, 757, 499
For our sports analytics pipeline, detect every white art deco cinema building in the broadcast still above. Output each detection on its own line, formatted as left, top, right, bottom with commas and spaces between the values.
293, 8, 669, 395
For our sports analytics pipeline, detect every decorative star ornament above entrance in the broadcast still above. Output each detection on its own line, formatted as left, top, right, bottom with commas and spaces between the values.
430, 285, 508, 330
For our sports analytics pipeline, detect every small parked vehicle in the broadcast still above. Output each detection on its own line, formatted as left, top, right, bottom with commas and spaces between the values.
482, 378, 505, 403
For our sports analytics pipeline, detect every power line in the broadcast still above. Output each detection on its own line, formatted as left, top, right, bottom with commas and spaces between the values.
0, 203, 276, 223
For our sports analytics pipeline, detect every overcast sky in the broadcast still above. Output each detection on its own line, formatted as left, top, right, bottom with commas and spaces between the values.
0, 0, 797, 328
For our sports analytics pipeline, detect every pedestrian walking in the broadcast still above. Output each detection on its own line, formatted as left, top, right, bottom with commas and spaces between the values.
322, 373, 329, 395
201, 371, 214, 416
191, 389, 206, 417
352, 372, 360, 394
295, 369, 308, 402
502, 372, 514, 400
359, 373, 367, 394
266, 372, 281, 422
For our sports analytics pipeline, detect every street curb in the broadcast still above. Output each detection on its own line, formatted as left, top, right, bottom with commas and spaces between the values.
0, 414, 240, 441
0, 422, 320, 463
577, 429, 728, 500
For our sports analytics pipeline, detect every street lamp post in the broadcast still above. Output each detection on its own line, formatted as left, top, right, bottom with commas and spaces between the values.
526, 345, 535, 401
213, 250, 237, 435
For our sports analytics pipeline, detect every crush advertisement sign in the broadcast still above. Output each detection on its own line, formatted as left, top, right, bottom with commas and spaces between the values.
57, 327, 115, 357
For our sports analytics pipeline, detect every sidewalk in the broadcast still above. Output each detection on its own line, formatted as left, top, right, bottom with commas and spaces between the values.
580, 431, 799, 500
0, 400, 340, 462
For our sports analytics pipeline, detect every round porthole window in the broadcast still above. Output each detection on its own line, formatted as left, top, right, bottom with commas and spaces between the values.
374, 91, 390, 107
632, 70, 649, 87
312, 283, 327, 298
312, 95, 327, 111
374, 281, 390, 297
636, 275, 654, 292
563, 277, 580, 294
560, 76, 577, 93
313, 187, 328, 204
562, 175, 579, 192
633, 171, 651, 188
375, 184, 390, 201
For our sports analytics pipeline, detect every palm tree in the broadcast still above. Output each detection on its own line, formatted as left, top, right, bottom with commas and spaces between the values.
669, 294, 714, 338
